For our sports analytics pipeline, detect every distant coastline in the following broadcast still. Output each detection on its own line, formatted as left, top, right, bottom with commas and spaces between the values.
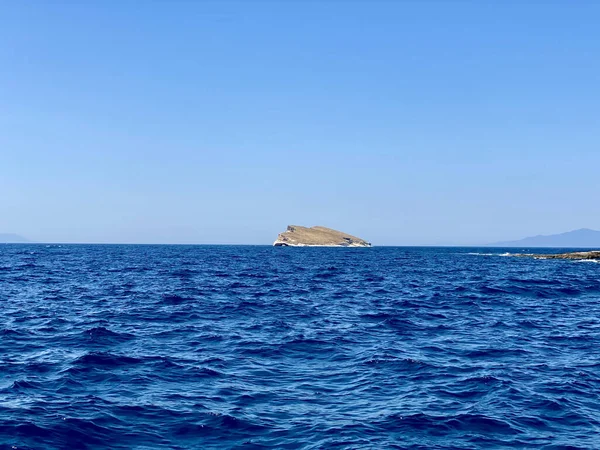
0, 233, 30, 244
488, 228, 600, 248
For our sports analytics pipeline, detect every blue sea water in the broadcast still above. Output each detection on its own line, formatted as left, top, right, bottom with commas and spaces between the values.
1, 244, 599, 449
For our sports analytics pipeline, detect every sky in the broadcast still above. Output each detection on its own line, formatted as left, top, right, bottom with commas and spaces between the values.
1, 1, 599, 245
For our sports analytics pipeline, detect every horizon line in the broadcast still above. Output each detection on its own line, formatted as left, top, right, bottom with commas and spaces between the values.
2, 242, 600, 249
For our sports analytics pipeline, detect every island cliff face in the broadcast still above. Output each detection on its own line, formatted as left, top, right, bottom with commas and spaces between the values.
273, 225, 371, 247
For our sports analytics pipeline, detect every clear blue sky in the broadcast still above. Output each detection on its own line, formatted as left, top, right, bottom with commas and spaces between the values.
2, 2, 599, 245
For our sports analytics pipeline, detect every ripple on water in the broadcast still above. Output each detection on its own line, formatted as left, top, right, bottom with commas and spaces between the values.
1, 245, 599, 448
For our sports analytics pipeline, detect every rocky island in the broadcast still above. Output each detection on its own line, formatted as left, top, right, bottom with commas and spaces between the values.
513, 250, 600, 260
273, 225, 371, 247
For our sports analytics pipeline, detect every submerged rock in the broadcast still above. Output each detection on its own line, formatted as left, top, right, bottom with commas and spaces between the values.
273, 225, 371, 247
513, 250, 600, 260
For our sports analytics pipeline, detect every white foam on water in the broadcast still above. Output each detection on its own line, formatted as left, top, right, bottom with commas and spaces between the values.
467, 252, 513, 257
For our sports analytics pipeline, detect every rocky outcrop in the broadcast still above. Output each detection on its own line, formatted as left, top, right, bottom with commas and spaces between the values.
513, 251, 600, 260
273, 225, 371, 247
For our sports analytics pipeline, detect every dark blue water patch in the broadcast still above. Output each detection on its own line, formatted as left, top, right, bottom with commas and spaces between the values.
81, 326, 135, 344
70, 352, 141, 369
1, 245, 600, 448
160, 293, 197, 305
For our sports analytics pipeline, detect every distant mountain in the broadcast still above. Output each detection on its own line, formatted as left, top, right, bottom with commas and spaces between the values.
490, 228, 600, 248
0, 233, 30, 243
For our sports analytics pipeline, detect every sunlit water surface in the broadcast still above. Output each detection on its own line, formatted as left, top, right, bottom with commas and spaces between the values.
1, 245, 599, 449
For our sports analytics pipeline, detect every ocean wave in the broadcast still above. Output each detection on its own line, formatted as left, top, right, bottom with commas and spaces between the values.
1, 245, 599, 448
73, 352, 143, 367
160, 293, 195, 305
82, 326, 135, 343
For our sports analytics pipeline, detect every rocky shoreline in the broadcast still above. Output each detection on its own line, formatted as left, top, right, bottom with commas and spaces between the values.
512, 251, 600, 260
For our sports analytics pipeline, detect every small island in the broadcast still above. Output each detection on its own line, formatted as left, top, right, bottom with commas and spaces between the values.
273, 225, 371, 247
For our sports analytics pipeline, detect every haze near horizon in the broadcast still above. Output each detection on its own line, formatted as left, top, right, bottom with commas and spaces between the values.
2, 2, 599, 245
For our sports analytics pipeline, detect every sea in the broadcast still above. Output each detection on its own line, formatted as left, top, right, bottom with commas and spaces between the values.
1, 245, 599, 449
